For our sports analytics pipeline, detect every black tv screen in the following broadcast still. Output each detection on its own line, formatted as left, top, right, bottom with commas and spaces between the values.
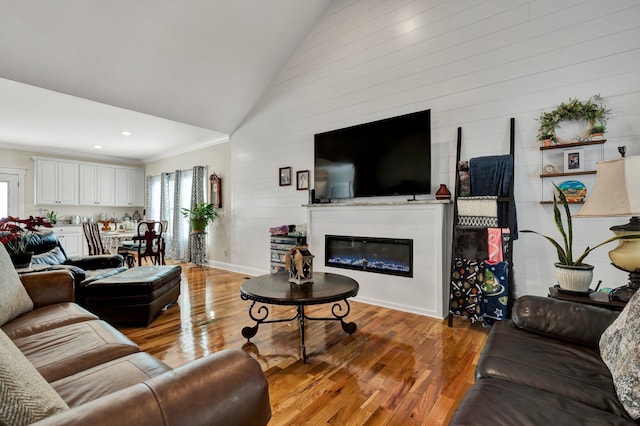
314, 109, 431, 199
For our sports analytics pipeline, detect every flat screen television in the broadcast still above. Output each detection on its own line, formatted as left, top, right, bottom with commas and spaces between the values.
314, 109, 431, 199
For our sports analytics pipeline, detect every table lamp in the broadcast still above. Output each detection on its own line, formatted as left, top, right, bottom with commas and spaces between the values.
574, 154, 640, 302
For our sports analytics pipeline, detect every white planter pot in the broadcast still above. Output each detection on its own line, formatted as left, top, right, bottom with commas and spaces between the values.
555, 263, 594, 292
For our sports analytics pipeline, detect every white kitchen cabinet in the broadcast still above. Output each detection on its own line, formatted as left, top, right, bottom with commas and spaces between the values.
130, 168, 145, 206
53, 225, 84, 257
35, 159, 79, 205
34, 157, 142, 208
79, 164, 115, 206
115, 167, 145, 207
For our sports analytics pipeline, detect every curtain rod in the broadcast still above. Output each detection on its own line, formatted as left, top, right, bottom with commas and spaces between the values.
148, 165, 207, 179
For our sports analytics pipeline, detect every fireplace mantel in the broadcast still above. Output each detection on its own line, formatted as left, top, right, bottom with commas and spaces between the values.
306, 202, 452, 318
304, 199, 450, 208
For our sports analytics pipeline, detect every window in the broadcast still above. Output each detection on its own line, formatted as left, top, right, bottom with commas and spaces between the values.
148, 175, 161, 221
147, 168, 200, 261
0, 168, 25, 218
0, 182, 8, 217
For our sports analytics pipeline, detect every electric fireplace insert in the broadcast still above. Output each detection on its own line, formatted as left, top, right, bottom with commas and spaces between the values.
324, 235, 413, 277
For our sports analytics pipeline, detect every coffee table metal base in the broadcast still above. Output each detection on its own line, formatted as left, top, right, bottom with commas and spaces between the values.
241, 298, 356, 363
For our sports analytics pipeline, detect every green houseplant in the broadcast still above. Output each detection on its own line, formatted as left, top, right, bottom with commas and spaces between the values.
538, 131, 554, 146
181, 202, 218, 233
538, 131, 554, 141
44, 209, 58, 224
522, 185, 638, 291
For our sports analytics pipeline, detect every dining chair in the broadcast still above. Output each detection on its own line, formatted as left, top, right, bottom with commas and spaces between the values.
159, 220, 168, 265
82, 222, 106, 255
128, 221, 165, 266
84, 222, 136, 267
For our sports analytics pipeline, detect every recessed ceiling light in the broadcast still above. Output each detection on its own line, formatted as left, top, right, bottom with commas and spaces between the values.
121, 131, 131, 136
93, 145, 102, 149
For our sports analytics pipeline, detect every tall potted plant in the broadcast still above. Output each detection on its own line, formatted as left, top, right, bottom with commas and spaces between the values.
181, 203, 218, 233
522, 185, 640, 292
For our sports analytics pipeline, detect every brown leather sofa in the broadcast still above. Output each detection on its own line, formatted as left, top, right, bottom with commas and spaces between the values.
2, 269, 271, 426
450, 296, 636, 425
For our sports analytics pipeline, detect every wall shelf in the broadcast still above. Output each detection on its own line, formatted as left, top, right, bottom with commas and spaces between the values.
539, 139, 606, 203
540, 200, 584, 205
539, 170, 596, 178
539, 139, 606, 151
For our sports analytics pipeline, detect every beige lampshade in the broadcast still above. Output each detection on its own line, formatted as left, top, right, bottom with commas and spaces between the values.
574, 155, 640, 274
574, 156, 640, 218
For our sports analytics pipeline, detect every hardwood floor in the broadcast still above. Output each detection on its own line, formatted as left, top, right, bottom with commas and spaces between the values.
119, 264, 489, 425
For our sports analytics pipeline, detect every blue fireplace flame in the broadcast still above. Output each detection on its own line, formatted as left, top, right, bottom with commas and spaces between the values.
327, 256, 410, 273
324, 235, 413, 277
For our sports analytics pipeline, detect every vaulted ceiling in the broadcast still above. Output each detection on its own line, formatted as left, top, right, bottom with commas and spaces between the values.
0, 1, 332, 163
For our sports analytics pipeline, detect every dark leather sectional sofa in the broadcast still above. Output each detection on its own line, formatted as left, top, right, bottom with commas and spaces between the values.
25, 230, 128, 303
449, 296, 637, 425
23, 231, 181, 326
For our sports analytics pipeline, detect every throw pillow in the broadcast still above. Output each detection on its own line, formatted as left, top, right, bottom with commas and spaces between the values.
0, 329, 69, 424
600, 289, 640, 420
0, 244, 33, 326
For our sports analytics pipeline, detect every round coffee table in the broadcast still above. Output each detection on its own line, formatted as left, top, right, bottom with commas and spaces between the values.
240, 271, 359, 363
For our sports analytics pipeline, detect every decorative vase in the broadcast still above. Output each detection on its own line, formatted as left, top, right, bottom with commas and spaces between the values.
10, 251, 34, 269
435, 184, 451, 200
190, 219, 207, 233
555, 263, 594, 292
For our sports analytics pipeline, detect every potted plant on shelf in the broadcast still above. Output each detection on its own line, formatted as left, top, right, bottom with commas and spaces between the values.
522, 185, 639, 292
0, 216, 53, 268
181, 202, 218, 233
538, 131, 555, 147
589, 124, 606, 140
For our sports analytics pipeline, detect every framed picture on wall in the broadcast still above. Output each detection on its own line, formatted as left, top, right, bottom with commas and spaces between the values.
297, 170, 309, 190
563, 148, 584, 173
279, 167, 292, 186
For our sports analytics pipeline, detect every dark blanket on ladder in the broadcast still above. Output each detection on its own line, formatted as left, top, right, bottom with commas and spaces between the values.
469, 155, 517, 239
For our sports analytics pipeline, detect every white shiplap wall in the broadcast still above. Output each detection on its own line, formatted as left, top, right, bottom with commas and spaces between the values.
231, 0, 640, 297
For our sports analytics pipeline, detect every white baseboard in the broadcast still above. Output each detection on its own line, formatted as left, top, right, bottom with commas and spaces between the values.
198, 261, 442, 318
204, 260, 267, 277
353, 295, 444, 319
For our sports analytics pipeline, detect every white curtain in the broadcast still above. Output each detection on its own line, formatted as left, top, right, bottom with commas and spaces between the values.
160, 172, 174, 259
188, 166, 206, 262
147, 168, 196, 262
146, 176, 159, 220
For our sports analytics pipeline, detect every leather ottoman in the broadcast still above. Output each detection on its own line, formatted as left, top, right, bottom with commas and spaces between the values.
84, 265, 181, 326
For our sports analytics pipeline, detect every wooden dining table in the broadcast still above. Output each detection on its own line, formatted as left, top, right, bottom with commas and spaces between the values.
100, 230, 136, 254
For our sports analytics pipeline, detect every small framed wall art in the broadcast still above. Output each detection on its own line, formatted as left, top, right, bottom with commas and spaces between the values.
563, 148, 584, 173
297, 170, 310, 190
279, 167, 292, 186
